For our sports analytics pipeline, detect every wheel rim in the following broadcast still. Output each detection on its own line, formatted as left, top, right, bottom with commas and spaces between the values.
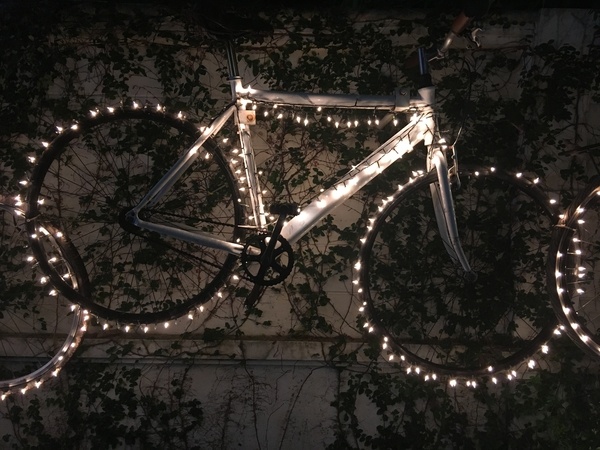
26, 107, 244, 324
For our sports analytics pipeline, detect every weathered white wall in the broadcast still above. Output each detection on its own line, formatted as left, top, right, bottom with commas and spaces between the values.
1, 7, 598, 449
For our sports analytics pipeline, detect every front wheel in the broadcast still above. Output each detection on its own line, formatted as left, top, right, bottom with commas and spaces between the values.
26, 106, 244, 324
358, 166, 558, 378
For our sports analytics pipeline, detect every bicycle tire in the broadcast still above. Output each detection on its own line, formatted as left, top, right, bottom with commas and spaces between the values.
547, 176, 600, 358
26, 106, 244, 324
358, 166, 558, 378
0, 203, 88, 394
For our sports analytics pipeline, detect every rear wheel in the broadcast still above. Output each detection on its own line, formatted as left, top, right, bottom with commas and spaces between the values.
26, 106, 244, 324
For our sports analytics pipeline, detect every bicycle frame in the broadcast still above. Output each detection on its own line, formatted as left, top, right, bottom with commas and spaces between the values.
127, 42, 474, 274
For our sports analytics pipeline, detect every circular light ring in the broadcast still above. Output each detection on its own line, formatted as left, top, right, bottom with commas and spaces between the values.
548, 178, 600, 358
0, 203, 87, 396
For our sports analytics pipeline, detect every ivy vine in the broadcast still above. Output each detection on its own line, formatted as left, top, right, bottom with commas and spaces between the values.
0, 2, 599, 448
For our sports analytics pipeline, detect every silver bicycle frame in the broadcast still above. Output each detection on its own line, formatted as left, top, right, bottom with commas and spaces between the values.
126, 47, 474, 274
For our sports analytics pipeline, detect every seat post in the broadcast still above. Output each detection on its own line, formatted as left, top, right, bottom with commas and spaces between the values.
225, 40, 240, 80
225, 40, 242, 101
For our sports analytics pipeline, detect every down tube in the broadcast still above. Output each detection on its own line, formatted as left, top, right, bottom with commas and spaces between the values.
280, 117, 431, 245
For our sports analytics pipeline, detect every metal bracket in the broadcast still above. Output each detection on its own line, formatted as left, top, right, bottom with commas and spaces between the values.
393, 89, 410, 111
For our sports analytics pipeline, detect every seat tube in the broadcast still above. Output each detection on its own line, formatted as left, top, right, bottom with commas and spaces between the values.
224, 41, 267, 228
236, 119, 267, 229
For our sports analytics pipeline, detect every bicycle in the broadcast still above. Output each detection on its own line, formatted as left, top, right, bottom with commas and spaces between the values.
24, 15, 559, 379
0, 200, 88, 396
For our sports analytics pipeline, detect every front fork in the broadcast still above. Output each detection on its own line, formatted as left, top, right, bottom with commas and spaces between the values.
427, 145, 474, 277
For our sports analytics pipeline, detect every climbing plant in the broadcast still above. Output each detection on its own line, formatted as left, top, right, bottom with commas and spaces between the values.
0, 1, 599, 448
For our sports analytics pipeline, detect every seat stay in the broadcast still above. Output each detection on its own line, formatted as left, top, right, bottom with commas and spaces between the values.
131, 105, 237, 214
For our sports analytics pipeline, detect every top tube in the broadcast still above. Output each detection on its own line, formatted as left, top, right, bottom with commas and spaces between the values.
233, 79, 428, 111
225, 37, 431, 111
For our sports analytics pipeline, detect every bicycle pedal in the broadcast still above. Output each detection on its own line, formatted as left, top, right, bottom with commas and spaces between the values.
269, 202, 300, 217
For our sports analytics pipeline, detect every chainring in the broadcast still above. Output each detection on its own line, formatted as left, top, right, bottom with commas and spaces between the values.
241, 233, 294, 286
